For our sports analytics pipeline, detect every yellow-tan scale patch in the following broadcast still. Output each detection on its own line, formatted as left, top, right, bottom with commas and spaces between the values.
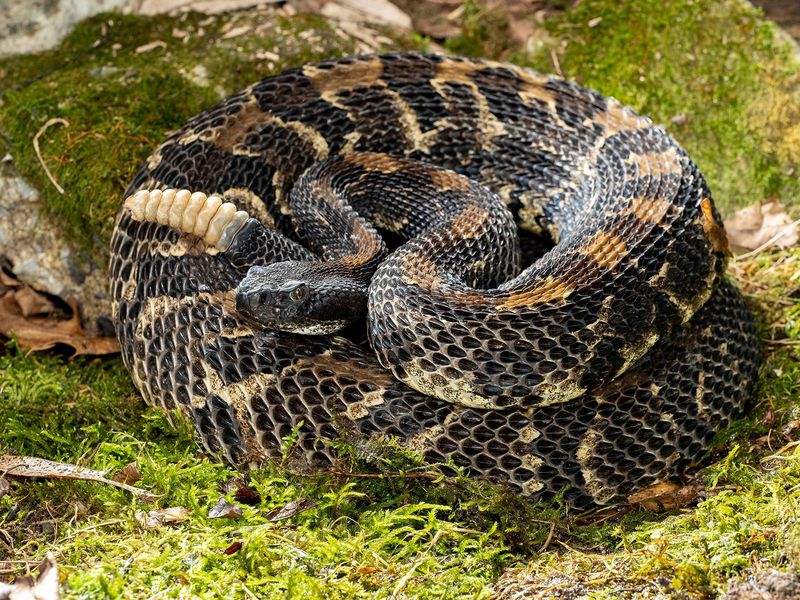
304, 58, 433, 155
204, 368, 274, 462
576, 230, 629, 271
304, 57, 384, 93
427, 167, 472, 193
574, 426, 607, 502
589, 100, 649, 137
403, 360, 497, 408
496, 275, 575, 309
699, 197, 732, 256
626, 195, 675, 224
625, 147, 683, 178
430, 60, 508, 153
345, 152, 404, 174
448, 204, 491, 240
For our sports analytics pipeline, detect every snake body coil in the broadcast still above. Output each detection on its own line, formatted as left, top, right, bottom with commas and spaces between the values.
111, 53, 760, 506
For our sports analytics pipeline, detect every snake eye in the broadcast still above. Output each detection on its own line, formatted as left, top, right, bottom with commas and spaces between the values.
287, 282, 310, 303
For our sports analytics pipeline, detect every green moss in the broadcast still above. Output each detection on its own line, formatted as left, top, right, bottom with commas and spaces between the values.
0, 345, 522, 598
516, 0, 800, 214
444, 0, 515, 58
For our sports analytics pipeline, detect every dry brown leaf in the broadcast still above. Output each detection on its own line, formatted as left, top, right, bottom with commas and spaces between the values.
0, 292, 119, 356
136, 507, 191, 528
0, 554, 60, 600
223, 477, 261, 505
0, 476, 9, 500
725, 200, 799, 254
12, 286, 55, 317
0, 454, 154, 499
0, 269, 19, 288
264, 497, 315, 522
783, 419, 800, 438
112, 462, 141, 486
627, 481, 705, 511
222, 540, 243, 555
208, 497, 244, 520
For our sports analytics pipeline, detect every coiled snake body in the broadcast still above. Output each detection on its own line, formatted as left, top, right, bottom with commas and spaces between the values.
111, 53, 760, 506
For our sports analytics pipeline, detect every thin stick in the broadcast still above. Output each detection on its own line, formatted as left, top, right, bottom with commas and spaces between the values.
550, 49, 563, 77
539, 520, 556, 552
32, 118, 69, 194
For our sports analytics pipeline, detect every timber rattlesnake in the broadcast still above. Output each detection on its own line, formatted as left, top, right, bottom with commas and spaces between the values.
111, 53, 760, 506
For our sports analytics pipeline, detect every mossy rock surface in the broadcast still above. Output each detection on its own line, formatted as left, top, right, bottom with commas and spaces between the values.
1, 2, 799, 599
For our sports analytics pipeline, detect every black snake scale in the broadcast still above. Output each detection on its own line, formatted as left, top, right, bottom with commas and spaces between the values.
110, 53, 760, 506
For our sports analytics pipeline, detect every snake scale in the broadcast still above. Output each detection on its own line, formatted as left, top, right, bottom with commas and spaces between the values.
110, 52, 760, 506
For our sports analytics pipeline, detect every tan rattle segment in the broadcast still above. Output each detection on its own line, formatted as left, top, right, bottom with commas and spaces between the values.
124, 189, 250, 251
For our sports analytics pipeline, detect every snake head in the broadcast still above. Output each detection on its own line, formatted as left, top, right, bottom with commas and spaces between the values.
235, 261, 366, 335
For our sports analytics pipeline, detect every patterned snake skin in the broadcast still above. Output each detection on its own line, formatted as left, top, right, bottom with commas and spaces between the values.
110, 53, 760, 506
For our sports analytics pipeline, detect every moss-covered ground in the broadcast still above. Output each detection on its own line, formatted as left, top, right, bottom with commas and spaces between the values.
1, 1, 799, 598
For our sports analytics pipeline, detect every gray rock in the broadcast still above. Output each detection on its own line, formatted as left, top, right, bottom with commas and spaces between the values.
725, 570, 800, 600
0, 172, 111, 335
0, 0, 128, 58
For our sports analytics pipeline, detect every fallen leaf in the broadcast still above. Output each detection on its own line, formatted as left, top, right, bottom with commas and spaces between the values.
0, 476, 9, 500
627, 481, 705, 511
223, 477, 261, 505
13, 286, 55, 317
0, 455, 154, 499
208, 497, 243, 520
783, 420, 800, 438
0, 289, 119, 356
113, 462, 141, 486
223, 540, 243, 555
0, 554, 60, 600
136, 507, 190, 529
725, 200, 799, 255
264, 498, 315, 522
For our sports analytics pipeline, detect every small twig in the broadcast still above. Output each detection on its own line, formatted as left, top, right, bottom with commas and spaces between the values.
32, 118, 69, 194
550, 48, 563, 77
329, 469, 442, 481
539, 520, 556, 552
764, 339, 800, 347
